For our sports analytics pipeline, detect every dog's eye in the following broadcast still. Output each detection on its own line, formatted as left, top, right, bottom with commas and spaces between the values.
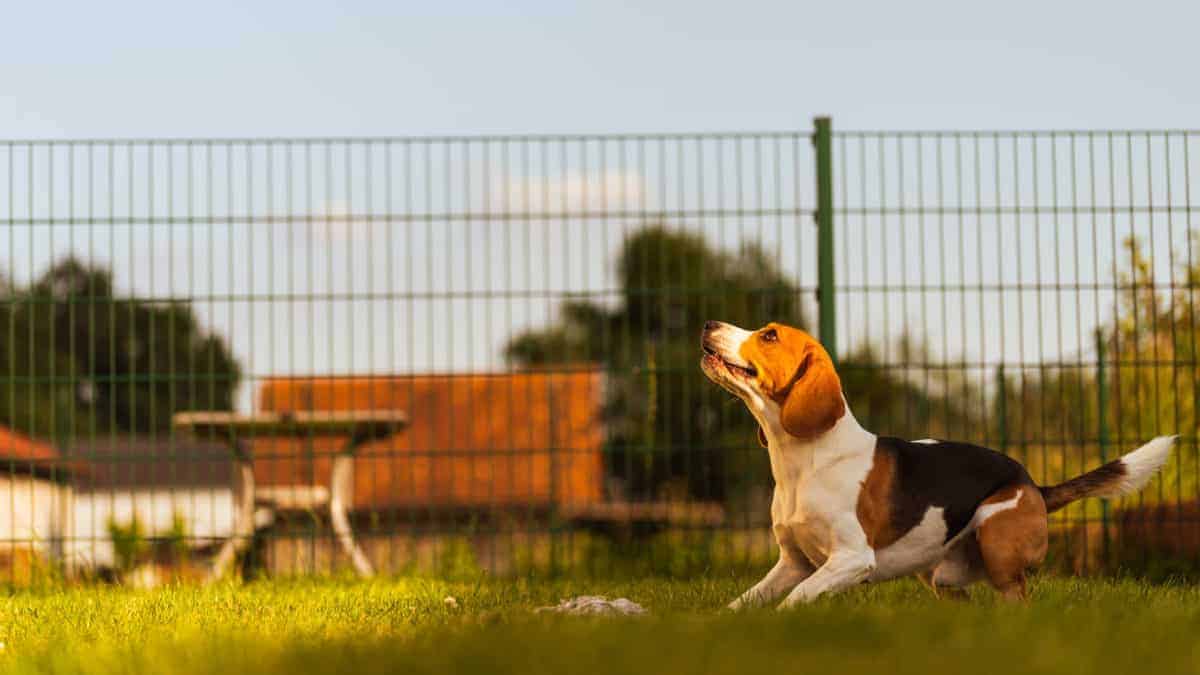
760, 329, 778, 343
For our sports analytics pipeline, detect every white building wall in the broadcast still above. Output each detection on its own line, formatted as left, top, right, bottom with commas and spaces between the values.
0, 475, 73, 561
70, 489, 234, 569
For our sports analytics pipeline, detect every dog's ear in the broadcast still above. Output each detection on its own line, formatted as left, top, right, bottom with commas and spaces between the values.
757, 425, 769, 448
739, 323, 845, 442
778, 350, 845, 441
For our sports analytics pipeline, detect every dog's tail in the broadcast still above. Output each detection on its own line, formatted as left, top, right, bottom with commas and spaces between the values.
1040, 436, 1177, 513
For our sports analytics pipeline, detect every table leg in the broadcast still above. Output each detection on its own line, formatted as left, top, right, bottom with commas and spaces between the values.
330, 453, 374, 577
208, 459, 256, 582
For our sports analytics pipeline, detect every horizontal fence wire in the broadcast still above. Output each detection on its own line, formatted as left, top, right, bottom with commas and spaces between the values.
0, 127, 1196, 583
833, 130, 1200, 575
0, 132, 814, 581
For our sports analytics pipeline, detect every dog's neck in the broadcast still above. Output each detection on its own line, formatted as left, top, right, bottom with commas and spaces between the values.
756, 396, 876, 484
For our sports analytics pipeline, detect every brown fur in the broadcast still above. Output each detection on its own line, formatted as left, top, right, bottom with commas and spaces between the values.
859, 454, 1051, 601
856, 450, 904, 549
975, 484, 1049, 601
704, 320, 1143, 604
737, 323, 845, 441
1040, 459, 1127, 513
779, 355, 845, 441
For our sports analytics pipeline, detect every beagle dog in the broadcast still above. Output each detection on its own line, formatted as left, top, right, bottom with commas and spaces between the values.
701, 320, 1176, 608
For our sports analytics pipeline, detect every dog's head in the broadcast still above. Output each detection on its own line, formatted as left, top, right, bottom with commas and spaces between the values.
700, 320, 845, 446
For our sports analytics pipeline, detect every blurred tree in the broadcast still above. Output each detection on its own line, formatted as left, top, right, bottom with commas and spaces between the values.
837, 336, 986, 446
1103, 235, 1197, 503
988, 234, 1199, 511
506, 225, 981, 503
0, 258, 241, 440
507, 226, 804, 502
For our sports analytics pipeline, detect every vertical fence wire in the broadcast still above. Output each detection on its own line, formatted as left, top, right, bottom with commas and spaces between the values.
0, 133, 815, 581
832, 129, 1200, 574
0, 127, 1195, 582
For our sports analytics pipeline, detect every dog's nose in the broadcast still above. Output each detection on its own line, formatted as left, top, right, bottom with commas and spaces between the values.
703, 320, 720, 333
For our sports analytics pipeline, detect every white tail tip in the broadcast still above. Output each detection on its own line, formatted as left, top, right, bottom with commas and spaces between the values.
1109, 435, 1177, 496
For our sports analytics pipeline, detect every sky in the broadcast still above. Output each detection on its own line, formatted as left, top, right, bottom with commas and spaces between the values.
1, 1, 1198, 410
2, 1, 1198, 139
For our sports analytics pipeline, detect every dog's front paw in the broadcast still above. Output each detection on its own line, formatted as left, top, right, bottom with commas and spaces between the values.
727, 589, 768, 612
775, 595, 805, 611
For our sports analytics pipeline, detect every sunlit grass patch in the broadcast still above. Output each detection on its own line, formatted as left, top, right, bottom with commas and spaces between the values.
2, 576, 1200, 675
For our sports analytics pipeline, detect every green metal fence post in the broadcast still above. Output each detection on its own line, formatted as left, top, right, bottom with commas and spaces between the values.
1096, 329, 1111, 567
813, 116, 837, 362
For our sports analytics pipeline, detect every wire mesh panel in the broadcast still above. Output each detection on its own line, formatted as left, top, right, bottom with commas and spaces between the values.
832, 131, 1200, 574
1, 127, 1196, 583
0, 134, 815, 581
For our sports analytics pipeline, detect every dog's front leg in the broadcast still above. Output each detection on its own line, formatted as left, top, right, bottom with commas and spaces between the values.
727, 555, 814, 611
776, 518, 875, 609
776, 548, 875, 609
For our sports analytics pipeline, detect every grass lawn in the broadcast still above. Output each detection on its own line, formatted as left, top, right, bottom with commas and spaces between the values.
2, 575, 1199, 674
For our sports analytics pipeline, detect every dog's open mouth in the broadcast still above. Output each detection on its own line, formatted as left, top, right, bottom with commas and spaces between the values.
703, 344, 757, 378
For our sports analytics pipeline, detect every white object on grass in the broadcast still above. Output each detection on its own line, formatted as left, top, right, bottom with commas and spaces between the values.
535, 596, 647, 616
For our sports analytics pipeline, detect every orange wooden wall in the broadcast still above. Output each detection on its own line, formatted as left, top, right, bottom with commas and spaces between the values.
254, 371, 606, 510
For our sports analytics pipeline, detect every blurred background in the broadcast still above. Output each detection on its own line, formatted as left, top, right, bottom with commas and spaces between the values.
0, 1, 1197, 584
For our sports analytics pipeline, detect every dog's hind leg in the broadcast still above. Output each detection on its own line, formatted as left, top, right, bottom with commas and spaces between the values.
917, 570, 969, 600
915, 570, 945, 597
922, 537, 985, 600
975, 484, 1048, 601
917, 572, 970, 600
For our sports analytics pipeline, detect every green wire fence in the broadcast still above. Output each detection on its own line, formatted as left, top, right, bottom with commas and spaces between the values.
0, 120, 1195, 583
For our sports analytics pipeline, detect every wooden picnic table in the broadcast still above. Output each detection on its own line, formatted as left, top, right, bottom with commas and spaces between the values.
172, 410, 408, 581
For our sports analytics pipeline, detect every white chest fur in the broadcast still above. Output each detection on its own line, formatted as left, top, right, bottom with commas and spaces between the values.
764, 409, 876, 568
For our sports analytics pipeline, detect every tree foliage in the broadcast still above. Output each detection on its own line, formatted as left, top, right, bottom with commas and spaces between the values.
987, 235, 1199, 513
506, 225, 979, 503
0, 258, 241, 441
506, 226, 805, 502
